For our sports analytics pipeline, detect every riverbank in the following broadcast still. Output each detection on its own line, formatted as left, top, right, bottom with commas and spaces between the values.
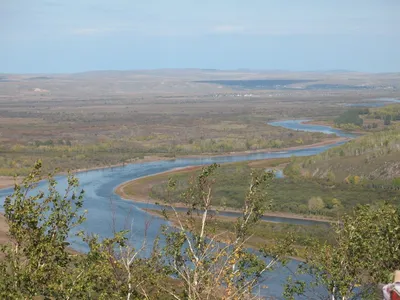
0, 176, 22, 189
303, 120, 371, 135
0, 155, 175, 191
0, 118, 351, 253
143, 208, 331, 262
175, 136, 348, 159
115, 163, 333, 224
0, 136, 348, 191
0, 138, 338, 248
303, 120, 334, 127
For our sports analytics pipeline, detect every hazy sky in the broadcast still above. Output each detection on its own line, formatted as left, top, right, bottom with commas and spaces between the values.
1, 0, 399, 73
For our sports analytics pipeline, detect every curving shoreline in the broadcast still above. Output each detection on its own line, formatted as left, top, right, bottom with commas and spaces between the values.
0, 136, 347, 191
115, 164, 333, 224
0, 132, 348, 247
0, 133, 343, 247
0, 118, 353, 298
0, 119, 353, 250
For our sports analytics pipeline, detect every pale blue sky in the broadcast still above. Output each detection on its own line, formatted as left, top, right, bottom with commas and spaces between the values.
1, 0, 399, 73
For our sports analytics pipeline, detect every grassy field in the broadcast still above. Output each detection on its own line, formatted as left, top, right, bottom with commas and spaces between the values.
116, 157, 400, 219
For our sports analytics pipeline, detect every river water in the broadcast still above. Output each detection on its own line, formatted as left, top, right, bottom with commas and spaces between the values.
0, 120, 354, 299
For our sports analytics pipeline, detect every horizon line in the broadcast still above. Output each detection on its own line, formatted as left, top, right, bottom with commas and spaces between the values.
2, 68, 398, 76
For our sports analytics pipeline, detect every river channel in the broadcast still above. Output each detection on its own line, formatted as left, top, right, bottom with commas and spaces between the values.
0, 119, 355, 298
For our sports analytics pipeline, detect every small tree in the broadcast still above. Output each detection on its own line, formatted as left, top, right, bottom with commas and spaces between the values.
326, 170, 336, 182
0, 161, 86, 297
331, 198, 342, 209
159, 163, 293, 300
308, 196, 324, 213
0, 161, 165, 299
285, 203, 400, 300
0, 162, 296, 299
384, 115, 392, 126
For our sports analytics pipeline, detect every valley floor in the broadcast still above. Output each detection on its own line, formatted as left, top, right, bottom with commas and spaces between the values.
115, 162, 333, 223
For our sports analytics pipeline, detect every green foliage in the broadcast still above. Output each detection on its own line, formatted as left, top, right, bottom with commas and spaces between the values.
3, 161, 397, 299
285, 203, 400, 299
283, 157, 302, 178
358, 108, 370, 115
393, 177, 400, 187
384, 115, 392, 126
158, 164, 292, 299
0, 119, 330, 176
0, 162, 167, 299
345, 175, 363, 185
1, 160, 87, 298
150, 162, 400, 218
307, 196, 324, 213
369, 104, 400, 121
295, 129, 400, 182
326, 170, 336, 182
329, 198, 342, 209
0, 162, 299, 299
334, 110, 363, 127
336, 123, 363, 131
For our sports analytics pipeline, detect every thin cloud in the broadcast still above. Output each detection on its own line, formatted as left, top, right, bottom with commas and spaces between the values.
44, 1, 63, 7
69, 18, 398, 38
71, 26, 121, 36
213, 25, 244, 34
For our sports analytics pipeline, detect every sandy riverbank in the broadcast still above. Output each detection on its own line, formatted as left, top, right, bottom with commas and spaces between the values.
113, 136, 350, 224
0, 155, 174, 191
0, 176, 22, 190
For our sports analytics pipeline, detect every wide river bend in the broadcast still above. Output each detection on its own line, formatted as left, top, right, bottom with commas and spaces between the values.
0, 120, 355, 298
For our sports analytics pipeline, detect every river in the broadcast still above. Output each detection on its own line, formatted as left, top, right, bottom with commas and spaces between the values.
0, 119, 354, 299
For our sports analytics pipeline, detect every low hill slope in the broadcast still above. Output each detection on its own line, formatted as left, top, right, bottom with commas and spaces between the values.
292, 129, 400, 182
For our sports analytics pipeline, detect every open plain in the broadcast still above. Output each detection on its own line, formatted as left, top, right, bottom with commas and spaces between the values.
1, 70, 399, 177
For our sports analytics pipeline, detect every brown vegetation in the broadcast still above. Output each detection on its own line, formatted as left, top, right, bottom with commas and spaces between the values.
1, 70, 399, 175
